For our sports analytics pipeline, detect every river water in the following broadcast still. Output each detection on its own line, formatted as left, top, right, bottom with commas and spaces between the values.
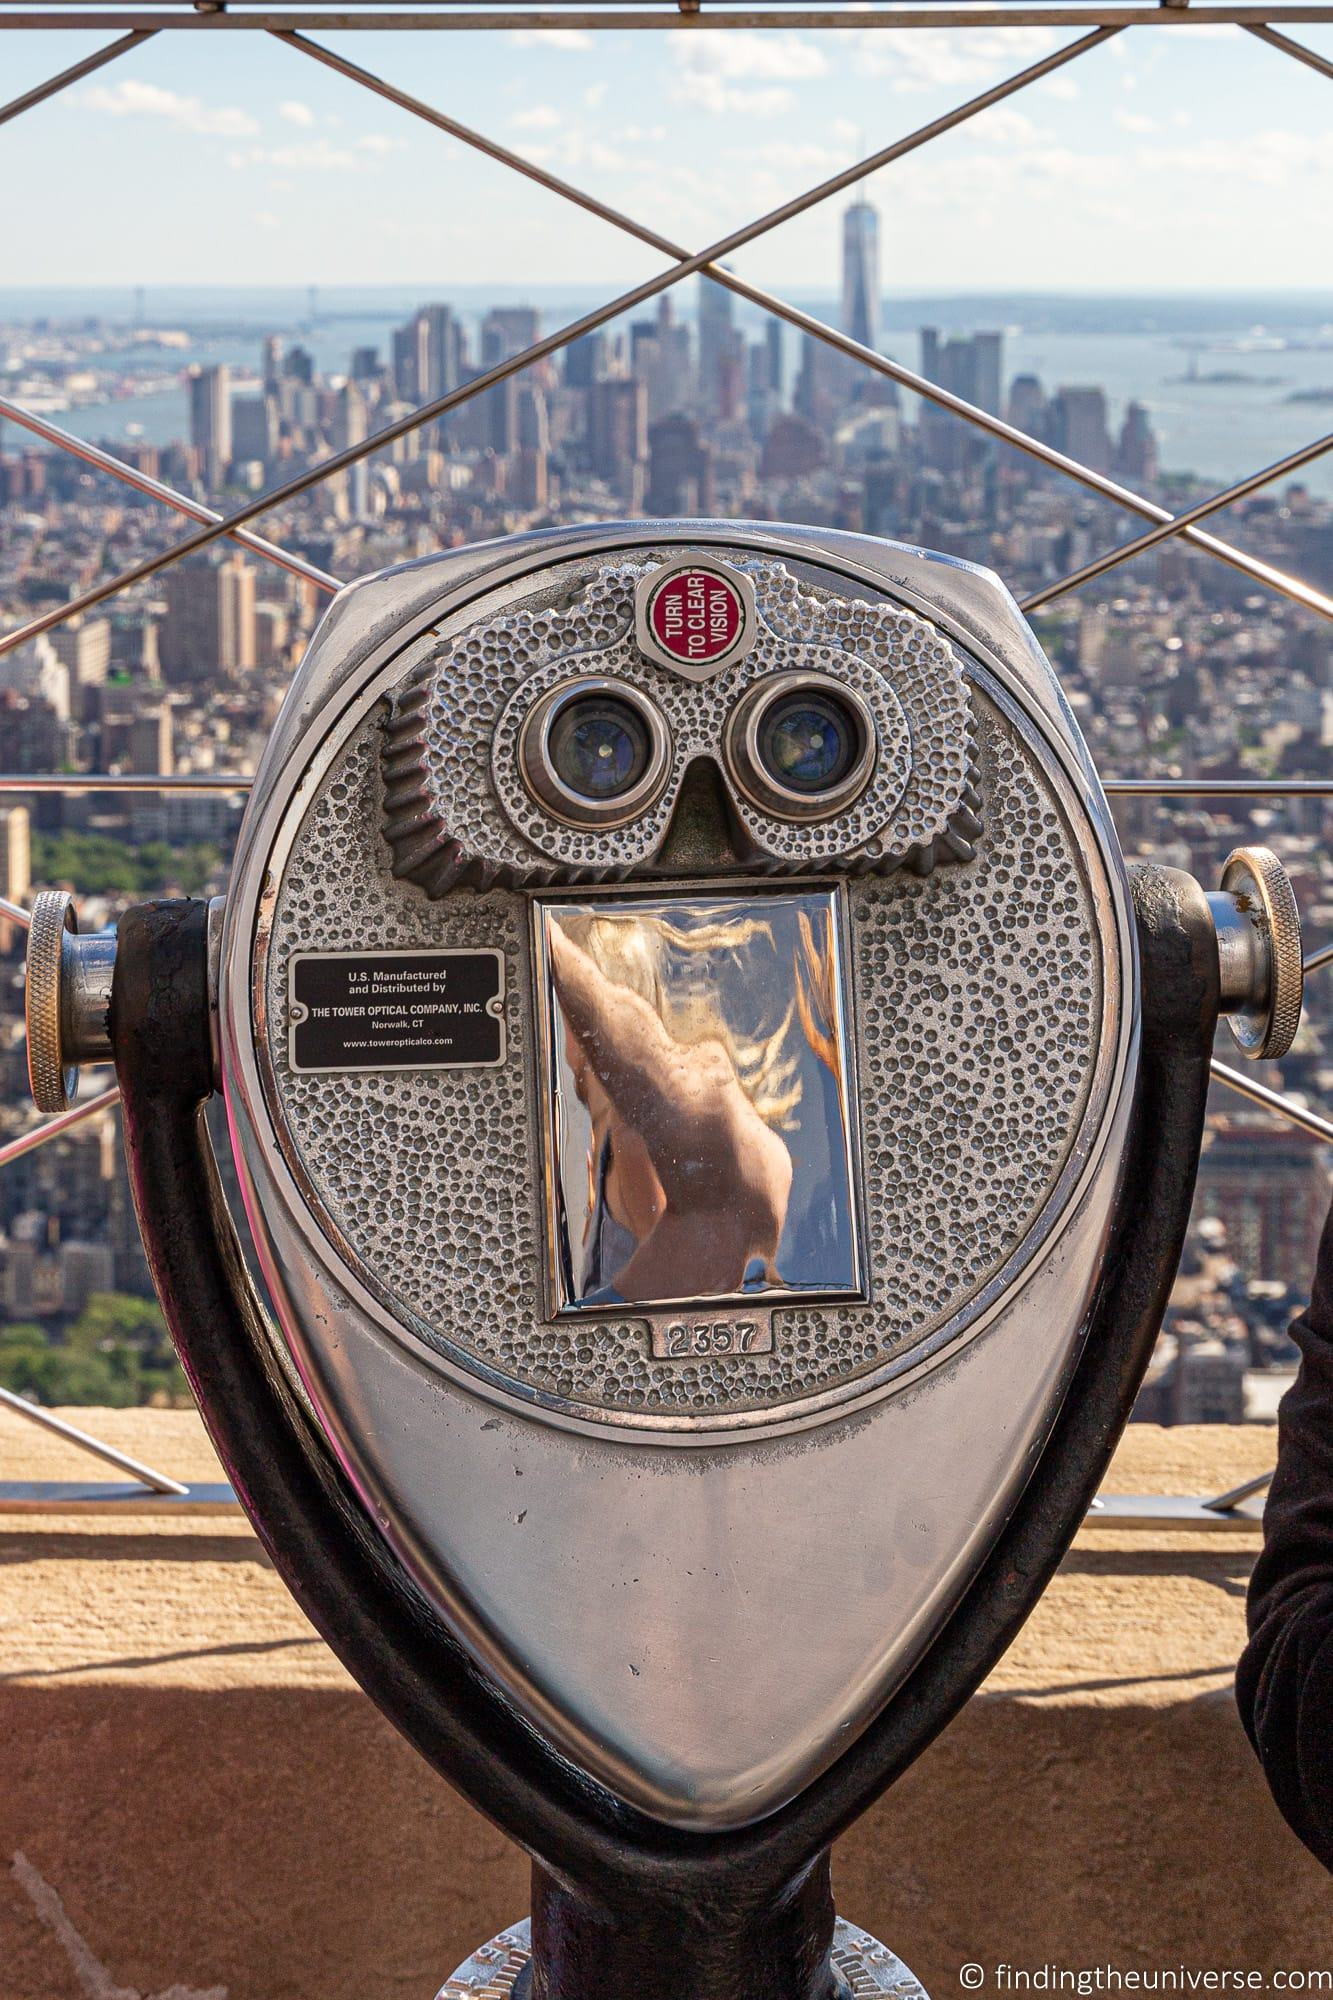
4, 286, 1333, 498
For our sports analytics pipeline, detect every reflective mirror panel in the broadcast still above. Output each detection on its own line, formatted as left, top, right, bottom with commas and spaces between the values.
534, 888, 865, 1317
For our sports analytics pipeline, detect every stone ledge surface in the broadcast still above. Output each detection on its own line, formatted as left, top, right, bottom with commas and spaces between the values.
2, 1409, 1328, 2000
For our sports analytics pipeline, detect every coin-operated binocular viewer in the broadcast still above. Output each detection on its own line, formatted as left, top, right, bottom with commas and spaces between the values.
26, 524, 1305, 2000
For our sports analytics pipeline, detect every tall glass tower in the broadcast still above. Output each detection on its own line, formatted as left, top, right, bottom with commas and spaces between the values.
841, 195, 881, 354
697, 273, 736, 417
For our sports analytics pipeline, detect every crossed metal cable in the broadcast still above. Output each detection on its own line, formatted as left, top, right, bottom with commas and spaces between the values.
5, 19, 1333, 664
3, 16, 1333, 1158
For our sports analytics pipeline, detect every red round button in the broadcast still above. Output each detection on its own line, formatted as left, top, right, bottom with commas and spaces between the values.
646, 568, 746, 667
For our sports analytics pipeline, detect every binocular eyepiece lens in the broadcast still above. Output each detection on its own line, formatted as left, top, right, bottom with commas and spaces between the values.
548, 694, 652, 803
519, 670, 877, 832
520, 678, 671, 829
756, 690, 862, 797
728, 674, 877, 822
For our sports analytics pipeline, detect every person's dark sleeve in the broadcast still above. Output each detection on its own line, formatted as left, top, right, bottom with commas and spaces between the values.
1238, 1193, 1333, 1871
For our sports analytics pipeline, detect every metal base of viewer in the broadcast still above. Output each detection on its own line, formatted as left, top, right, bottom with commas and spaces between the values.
435, 1918, 931, 2000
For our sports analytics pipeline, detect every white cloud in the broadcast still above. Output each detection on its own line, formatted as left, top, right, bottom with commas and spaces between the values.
831, 116, 859, 144
1038, 74, 1080, 101
1114, 108, 1158, 133
979, 107, 1042, 146
507, 27, 592, 48
668, 42, 811, 118
583, 82, 609, 108
229, 132, 402, 170
855, 27, 1056, 90
510, 104, 562, 129
277, 100, 316, 127
686, 78, 796, 117
228, 138, 360, 171
737, 140, 844, 169
253, 210, 281, 228
77, 79, 258, 138
519, 131, 627, 172
1136, 128, 1333, 187
672, 30, 827, 81
870, 135, 1119, 214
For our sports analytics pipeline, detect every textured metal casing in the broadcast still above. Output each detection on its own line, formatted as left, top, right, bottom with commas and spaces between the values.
436, 1919, 930, 2000
218, 521, 1140, 1831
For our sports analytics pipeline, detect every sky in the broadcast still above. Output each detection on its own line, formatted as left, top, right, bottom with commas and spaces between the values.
3, 21, 1333, 294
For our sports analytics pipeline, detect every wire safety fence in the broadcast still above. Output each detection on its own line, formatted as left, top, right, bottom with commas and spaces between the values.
0, 7, 1330, 1517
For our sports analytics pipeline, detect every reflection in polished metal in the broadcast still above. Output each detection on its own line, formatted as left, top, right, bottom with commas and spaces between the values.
533, 886, 864, 1318
726, 673, 877, 823
518, 678, 672, 831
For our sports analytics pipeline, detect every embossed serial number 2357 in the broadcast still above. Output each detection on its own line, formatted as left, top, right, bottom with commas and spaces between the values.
651, 1319, 774, 1360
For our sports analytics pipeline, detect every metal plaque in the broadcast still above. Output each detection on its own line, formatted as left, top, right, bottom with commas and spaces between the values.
532, 886, 865, 1317
288, 949, 506, 1073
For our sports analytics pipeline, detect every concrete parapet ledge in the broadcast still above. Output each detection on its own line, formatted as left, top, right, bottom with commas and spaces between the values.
1, 1410, 1329, 1999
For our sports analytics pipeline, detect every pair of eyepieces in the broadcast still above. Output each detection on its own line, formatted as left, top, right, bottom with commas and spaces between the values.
519, 674, 877, 831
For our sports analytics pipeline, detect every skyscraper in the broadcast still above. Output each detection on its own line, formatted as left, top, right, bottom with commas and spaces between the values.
647, 414, 714, 517
565, 331, 607, 390
1118, 400, 1160, 482
482, 308, 541, 367
589, 378, 648, 485
697, 275, 738, 418
972, 333, 1003, 417
422, 303, 465, 400
919, 328, 1005, 469
1050, 387, 1112, 475
631, 297, 693, 423
841, 196, 880, 354
160, 553, 256, 683
794, 331, 843, 432
0, 805, 30, 952
49, 618, 111, 717
231, 395, 275, 467
392, 313, 431, 402
188, 365, 232, 481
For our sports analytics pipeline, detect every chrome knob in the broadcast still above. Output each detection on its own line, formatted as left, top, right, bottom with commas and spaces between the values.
1208, 846, 1304, 1062
25, 889, 116, 1114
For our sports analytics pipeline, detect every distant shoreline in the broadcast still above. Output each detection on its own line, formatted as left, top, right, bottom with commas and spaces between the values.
4, 286, 1333, 343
